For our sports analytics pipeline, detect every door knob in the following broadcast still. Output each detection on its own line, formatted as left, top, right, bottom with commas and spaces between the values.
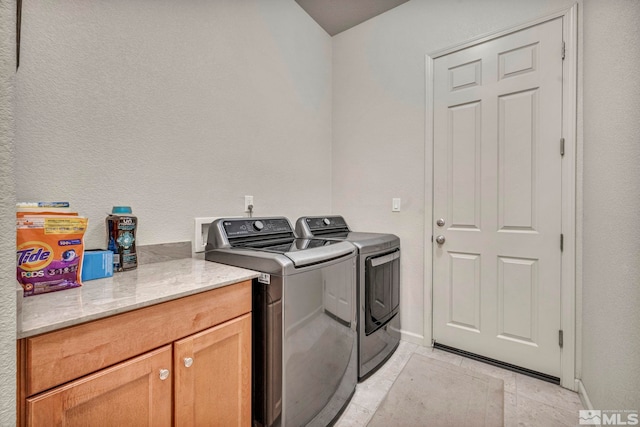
184, 357, 194, 368
435, 235, 446, 245
436, 218, 445, 227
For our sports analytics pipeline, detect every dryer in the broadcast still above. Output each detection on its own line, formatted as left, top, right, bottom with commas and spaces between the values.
295, 216, 400, 381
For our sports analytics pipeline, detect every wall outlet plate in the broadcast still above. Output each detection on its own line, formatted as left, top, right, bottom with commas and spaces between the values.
244, 195, 254, 212
194, 216, 244, 253
193, 217, 217, 253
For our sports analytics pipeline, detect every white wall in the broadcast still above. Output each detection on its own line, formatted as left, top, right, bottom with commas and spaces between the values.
581, 0, 640, 411
15, 0, 332, 249
0, 0, 17, 423
7, 1, 331, 423
332, 0, 575, 344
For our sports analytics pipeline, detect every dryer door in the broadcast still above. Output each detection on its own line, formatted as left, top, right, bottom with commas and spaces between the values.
365, 249, 400, 335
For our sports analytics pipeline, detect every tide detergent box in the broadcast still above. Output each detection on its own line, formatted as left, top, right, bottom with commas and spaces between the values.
16, 213, 87, 296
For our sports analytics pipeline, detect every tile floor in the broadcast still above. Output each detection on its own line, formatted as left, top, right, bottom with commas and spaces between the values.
336, 341, 585, 426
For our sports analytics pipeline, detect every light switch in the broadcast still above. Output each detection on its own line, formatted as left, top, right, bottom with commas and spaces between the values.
392, 198, 401, 212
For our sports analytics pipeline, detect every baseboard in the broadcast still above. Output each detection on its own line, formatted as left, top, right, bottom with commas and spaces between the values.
577, 379, 594, 410
400, 330, 425, 346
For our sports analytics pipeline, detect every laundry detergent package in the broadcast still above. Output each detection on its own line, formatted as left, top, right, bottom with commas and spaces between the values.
16, 213, 88, 297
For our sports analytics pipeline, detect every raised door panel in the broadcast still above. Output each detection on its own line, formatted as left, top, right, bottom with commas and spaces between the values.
26, 345, 172, 427
498, 89, 539, 231
447, 252, 481, 332
498, 257, 539, 344
449, 101, 481, 230
174, 313, 251, 427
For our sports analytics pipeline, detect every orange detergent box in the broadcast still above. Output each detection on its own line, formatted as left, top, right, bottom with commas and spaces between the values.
16, 213, 88, 297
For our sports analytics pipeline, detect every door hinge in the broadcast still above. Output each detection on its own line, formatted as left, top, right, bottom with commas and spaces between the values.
560, 138, 565, 156
560, 234, 564, 251
559, 330, 564, 348
17, 0, 22, 69
561, 41, 566, 60
431, 235, 434, 243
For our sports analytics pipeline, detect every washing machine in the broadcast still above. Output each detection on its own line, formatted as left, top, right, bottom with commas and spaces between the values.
205, 217, 357, 426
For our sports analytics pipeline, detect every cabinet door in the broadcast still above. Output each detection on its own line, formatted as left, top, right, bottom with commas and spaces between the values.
26, 345, 172, 427
174, 313, 251, 427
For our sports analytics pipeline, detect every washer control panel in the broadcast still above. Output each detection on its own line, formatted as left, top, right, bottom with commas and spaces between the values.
305, 216, 349, 232
223, 218, 292, 237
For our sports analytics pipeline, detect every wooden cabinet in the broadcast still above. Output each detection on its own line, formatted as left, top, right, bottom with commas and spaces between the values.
18, 281, 252, 427
26, 345, 173, 426
174, 314, 251, 426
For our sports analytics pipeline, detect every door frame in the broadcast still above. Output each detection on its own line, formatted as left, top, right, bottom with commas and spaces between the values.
424, 4, 579, 390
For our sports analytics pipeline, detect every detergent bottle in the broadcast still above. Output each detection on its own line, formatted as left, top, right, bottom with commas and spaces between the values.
106, 206, 137, 272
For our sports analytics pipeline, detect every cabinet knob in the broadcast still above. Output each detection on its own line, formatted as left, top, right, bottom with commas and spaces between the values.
184, 357, 194, 368
159, 369, 170, 380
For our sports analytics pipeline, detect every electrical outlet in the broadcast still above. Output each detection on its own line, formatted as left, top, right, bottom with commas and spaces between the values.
244, 195, 254, 212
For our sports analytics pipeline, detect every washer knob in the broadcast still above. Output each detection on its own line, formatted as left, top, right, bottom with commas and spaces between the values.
253, 220, 264, 231
323, 218, 331, 226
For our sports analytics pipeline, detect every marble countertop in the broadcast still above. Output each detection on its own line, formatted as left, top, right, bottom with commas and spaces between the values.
17, 258, 259, 339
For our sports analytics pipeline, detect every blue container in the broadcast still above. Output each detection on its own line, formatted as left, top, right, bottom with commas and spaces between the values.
81, 250, 114, 281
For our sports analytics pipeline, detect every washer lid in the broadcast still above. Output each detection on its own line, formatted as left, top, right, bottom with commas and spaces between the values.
283, 240, 355, 267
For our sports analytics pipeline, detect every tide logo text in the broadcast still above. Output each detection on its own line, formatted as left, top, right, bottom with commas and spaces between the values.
16, 242, 54, 271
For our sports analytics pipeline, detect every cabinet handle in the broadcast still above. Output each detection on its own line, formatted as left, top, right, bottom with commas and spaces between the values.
159, 369, 170, 380
184, 357, 194, 368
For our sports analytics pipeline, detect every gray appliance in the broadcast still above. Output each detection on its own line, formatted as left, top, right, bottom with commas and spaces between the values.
205, 217, 357, 427
295, 216, 401, 381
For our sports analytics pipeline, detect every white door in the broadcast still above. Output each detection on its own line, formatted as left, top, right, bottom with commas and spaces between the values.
432, 18, 564, 377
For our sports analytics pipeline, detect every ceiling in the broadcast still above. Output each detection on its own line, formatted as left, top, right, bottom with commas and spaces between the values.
295, 0, 410, 36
